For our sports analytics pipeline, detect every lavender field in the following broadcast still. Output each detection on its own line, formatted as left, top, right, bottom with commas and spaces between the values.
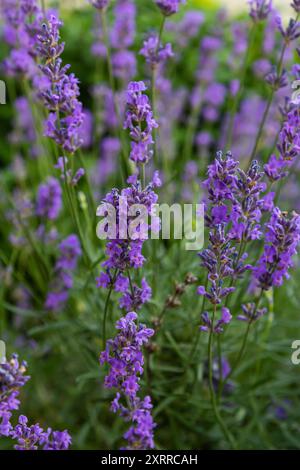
1, 0, 300, 452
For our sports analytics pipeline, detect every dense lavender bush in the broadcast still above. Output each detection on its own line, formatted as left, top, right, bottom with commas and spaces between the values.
1, 0, 300, 452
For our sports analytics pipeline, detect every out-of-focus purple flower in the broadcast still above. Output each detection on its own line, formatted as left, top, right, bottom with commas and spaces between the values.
36, 177, 62, 221
175, 11, 204, 47
78, 109, 93, 149
100, 311, 156, 449
200, 307, 232, 334
276, 16, 300, 43
265, 67, 288, 90
155, 0, 186, 17
264, 154, 288, 182
90, 0, 109, 9
110, 0, 136, 49
237, 303, 267, 323
112, 50, 137, 81
45, 235, 81, 311
204, 83, 227, 107
140, 35, 173, 69
291, 0, 300, 13
248, 0, 272, 22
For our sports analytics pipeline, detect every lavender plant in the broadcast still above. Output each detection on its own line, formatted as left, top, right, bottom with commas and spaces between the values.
1, 0, 300, 452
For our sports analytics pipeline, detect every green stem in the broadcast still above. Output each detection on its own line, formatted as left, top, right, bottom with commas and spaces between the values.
208, 306, 237, 449
102, 270, 118, 347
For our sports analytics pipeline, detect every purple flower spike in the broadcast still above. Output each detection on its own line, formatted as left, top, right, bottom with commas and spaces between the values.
90, 0, 109, 9
124, 81, 158, 164
200, 307, 232, 334
101, 312, 156, 449
248, 0, 272, 22
155, 0, 186, 17
36, 177, 62, 221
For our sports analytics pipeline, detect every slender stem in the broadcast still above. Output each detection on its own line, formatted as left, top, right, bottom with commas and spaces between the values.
102, 270, 118, 347
208, 306, 237, 449
220, 290, 264, 397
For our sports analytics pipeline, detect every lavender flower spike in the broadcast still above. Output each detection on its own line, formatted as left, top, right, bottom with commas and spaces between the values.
90, 0, 109, 9
124, 81, 158, 164
155, 0, 186, 17
100, 312, 156, 449
248, 0, 272, 22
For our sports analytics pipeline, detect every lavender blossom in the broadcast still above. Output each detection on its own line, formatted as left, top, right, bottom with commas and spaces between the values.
254, 208, 300, 290
45, 235, 81, 311
276, 16, 300, 43
200, 307, 232, 334
36, 14, 84, 153
90, 0, 109, 9
155, 0, 186, 17
291, 0, 300, 13
124, 81, 158, 164
0, 355, 29, 437
100, 312, 156, 449
140, 36, 174, 69
237, 303, 268, 323
36, 177, 62, 221
248, 0, 272, 22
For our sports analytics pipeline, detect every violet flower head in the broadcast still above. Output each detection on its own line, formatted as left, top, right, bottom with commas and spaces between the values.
45, 234, 81, 311
90, 0, 109, 9
265, 67, 288, 90
254, 208, 300, 290
140, 36, 174, 69
0, 354, 30, 437
110, 0, 136, 49
37, 14, 84, 153
124, 81, 158, 164
276, 16, 300, 43
36, 177, 62, 221
11, 415, 72, 450
237, 303, 267, 323
291, 0, 300, 13
248, 0, 272, 22
100, 311, 155, 449
200, 307, 232, 334
155, 0, 186, 17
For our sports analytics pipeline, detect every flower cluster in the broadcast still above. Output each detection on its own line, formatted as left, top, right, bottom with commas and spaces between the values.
90, 0, 109, 9
254, 208, 300, 290
45, 235, 82, 311
237, 303, 268, 323
200, 307, 232, 334
124, 81, 158, 164
36, 177, 62, 221
36, 14, 84, 153
0, 354, 29, 437
155, 0, 186, 17
111, 0, 137, 82
248, 0, 273, 22
1, 0, 40, 78
100, 312, 155, 449
140, 36, 174, 69
97, 176, 160, 311
11, 415, 71, 450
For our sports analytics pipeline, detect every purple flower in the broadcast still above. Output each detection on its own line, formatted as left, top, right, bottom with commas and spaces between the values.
112, 50, 137, 81
155, 0, 186, 17
45, 235, 81, 311
110, 0, 136, 49
291, 0, 300, 13
100, 312, 155, 449
237, 303, 267, 323
200, 307, 232, 334
254, 208, 300, 289
124, 81, 158, 164
276, 16, 300, 42
264, 154, 288, 182
90, 0, 109, 9
36, 177, 62, 221
140, 36, 174, 69
248, 0, 272, 22
0, 354, 29, 437
36, 14, 84, 153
